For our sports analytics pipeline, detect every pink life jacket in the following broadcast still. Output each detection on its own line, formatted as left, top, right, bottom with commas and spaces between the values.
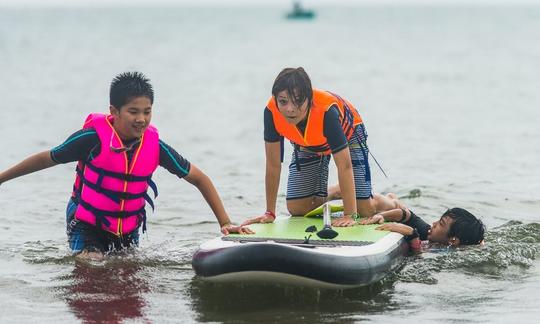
72, 113, 159, 236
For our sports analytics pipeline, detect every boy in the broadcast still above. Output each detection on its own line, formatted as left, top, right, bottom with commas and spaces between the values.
361, 193, 485, 252
0, 72, 251, 260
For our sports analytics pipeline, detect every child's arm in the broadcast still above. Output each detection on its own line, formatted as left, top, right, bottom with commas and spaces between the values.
359, 208, 411, 225
376, 222, 422, 253
331, 147, 358, 227
376, 222, 414, 235
0, 151, 57, 185
242, 141, 281, 225
264, 141, 281, 220
184, 164, 253, 234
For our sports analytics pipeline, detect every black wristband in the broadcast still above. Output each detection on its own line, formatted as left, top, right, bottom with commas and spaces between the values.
399, 209, 407, 223
405, 228, 419, 242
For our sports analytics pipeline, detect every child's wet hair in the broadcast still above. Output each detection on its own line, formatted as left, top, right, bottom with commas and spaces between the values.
272, 67, 313, 108
110, 71, 154, 109
444, 207, 485, 245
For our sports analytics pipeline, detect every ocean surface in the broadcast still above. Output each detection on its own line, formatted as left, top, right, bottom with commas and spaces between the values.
0, 4, 539, 323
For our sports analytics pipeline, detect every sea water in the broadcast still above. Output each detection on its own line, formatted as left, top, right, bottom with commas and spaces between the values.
0, 4, 539, 323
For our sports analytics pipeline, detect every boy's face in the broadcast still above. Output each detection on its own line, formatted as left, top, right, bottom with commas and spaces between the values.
428, 215, 455, 244
110, 96, 152, 140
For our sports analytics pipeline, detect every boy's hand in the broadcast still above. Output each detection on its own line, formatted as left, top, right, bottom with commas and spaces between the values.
332, 215, 356, 227
221, 223, 255, 235
376, 223, 414, 236
359, 214, 384, 225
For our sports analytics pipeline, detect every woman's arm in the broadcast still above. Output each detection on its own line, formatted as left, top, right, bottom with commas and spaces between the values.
331, 147, 357, 227
241, 141, 281, 225
264, 141, 281, 215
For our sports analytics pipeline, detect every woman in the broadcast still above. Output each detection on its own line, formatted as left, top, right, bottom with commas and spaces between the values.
243, 67, 376, 227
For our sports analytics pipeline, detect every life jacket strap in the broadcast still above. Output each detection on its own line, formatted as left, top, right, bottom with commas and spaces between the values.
75, 164, 158, 225
78, 174, 149, 202
341, 106, 356, 139
351, 125, 387, 179
293, 144, 301, 172
280, 137, 284, 163
139, 209, 147, 233
73, 164, 85, 196
78, 199, 146, 231
144, 193, 155, 211
76, 164, 159, 203
148, 178, 158, 198
85, 162, 152, 182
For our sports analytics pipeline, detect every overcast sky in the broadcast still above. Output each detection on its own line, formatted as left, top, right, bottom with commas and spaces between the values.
1, 0, 539, 7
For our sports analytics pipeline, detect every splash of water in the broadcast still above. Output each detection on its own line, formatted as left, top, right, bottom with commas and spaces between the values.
396, 221, 540, 284
18, 236, 198, 272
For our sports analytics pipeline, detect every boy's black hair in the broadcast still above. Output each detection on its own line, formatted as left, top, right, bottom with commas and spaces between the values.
444, 208, 485, 245
110, 71, 154, 109
272, 67, 313, 108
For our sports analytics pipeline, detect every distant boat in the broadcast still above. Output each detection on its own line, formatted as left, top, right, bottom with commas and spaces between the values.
286, 1, 315, 20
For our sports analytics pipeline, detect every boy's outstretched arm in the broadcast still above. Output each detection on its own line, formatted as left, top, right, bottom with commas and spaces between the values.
359, 208, 411, 225
183, 164, 253, 235
0, 151, 57, 185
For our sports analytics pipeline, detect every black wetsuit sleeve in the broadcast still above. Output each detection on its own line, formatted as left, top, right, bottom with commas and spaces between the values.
158, 140, 191, 179
404, 212, 431, 241
264, 107, 282, 142
323, 105, 348, 153
50, 129, 100, 163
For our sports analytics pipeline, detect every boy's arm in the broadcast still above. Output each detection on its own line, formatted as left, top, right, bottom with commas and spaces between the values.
0, 151, 57, 185
376, 222, 414, 235
183, 164, 253, 235
376, 222, 422, 253
1, 128, 98, 186
360, 208, 411, 225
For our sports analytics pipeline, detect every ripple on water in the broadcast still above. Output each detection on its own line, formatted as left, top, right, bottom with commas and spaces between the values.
403, 188, 422, 199
396, 221, 540, 284
21, 240, 74, 265
19, 237, 196, 270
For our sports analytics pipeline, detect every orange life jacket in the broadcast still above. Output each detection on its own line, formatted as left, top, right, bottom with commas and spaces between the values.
266, 88, 363, 155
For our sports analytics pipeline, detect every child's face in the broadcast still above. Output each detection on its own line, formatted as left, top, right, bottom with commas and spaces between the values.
427, 215, 455, 244
110, 96, 152, 140
276, 90, 309, 125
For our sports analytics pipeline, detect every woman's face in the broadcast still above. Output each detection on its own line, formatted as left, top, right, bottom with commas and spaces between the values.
276, 90, 309, 125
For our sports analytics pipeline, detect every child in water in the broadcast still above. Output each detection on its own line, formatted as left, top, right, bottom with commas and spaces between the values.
0, 71, 252, 260
328, 185, 485, 252
361, 192, 485, 252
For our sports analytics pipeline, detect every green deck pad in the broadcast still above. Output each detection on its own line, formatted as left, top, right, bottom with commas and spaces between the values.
303, 204, 344, 217
227, 217, 390, 242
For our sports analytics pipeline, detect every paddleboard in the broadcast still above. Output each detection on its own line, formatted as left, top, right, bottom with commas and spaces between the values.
192, 217, 408, 289
303, 203, 344, 218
